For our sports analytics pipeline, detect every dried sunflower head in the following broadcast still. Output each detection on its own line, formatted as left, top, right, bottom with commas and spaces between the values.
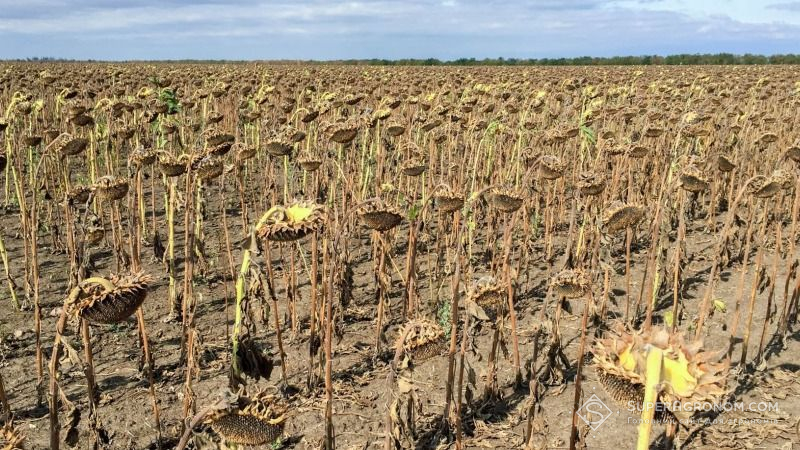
540, 155, 565, 180
233, 336, 274, 383
67, 185, 92, 205
15, 101, 33, 116
92, 176, 129, 201
191, 153, 224, 182
265, 126, 302, 157
256, 201, 326, 242
551, 269, 591, 298
593, 323, 729, 421
386, 122, 406, 137
112, 125, 137, 141
748, 175, 781, 199
158, 152, 189, 177
602, 201, 645, 234
326, 119, 359, 144
84, 212, 104, 246
644, 121, 664, 135
434, 185, 464, 214
71, 114, 94, 128
23, 135, 42, 147
626, 145, 649, 159
64, 272, 153, 324
297, 153, 323, 172
401, 156, 427, 177
770, 168, 795, 190
421, 118, 443, 132
343, 92, 365, 105
679, 165, 709, 193
467, 279, 507, 321
717, 154, 735, 172
206, 390, 288, 446
394, 319, 446, 363
371, 108, 391, 124
520, 146, 541, 166
300, 108, 320, 123
357, 201, 403, 232
233, 143, 257, 162
128, 146, 157, 167
756, 132, 779, 145
47, 132, 88, 157
204, 129, 235, 149
264, 136, 293, 157
490, 187, 524, 213
577, 171, 606, 196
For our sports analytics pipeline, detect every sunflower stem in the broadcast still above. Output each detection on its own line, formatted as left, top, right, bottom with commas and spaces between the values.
637, 346, 663, 450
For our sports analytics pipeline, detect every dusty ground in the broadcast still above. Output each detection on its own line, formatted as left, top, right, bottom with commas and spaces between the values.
1, 175, 799, 450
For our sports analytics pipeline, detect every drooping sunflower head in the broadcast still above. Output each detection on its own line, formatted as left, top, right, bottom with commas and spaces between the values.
786, 143, 800, 163
206, 390, 288, 446
593, 323, 729, 421
158, 152, 189, 177
717, 154, 736, 172
401, 156, 428, 177
679, 165, 709, 193
770, 168, 795, 190
602, 201, 645, 234
394, 319, 446, 363
129, 146, 157, 167
386, 122, 406, 137
297, 153, 323, 172
756, 132, 779, 145
191, 153, 224, 182
434, 185, 465, 214
626, 145, 649, 159
67, 185, 92, 206
265, 126, 303, 157
551, 269, 591, 299
204, 129, 235, 149
64, 272, 153, 324
256, 201, 327, 242
92, 176, 129, 201
748, 175, 782, 199
47, 132, 88, 157
357, 201, 404, 232
489, 187, 525, 214
233, 143, 257, 163
467, 278, 507, 321
577, 170, 606, 196
540, 154, 565, 180
326, 119, 359, 144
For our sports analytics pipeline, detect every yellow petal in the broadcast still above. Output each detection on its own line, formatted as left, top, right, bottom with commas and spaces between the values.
661, 351, 697, 398
285, 205, 313, 223
619, 344, 637, 372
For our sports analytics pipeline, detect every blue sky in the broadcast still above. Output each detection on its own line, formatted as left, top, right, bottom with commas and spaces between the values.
0, 0, 799, 60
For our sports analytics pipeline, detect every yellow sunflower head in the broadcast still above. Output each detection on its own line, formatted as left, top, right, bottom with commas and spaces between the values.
593, 323, 729, 420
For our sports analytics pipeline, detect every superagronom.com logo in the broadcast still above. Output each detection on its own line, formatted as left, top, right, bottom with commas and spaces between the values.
576, 394, 613, 431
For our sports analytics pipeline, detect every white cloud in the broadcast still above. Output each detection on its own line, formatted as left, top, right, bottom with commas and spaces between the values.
612, 0, 800, 25
0, 0, 799, 59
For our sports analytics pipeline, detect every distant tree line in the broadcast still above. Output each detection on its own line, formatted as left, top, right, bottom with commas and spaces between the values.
12, 54, 800, 65
352, 54, 800, 66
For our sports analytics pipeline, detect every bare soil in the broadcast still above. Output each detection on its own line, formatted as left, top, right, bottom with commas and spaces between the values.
1, 177, 799, 450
